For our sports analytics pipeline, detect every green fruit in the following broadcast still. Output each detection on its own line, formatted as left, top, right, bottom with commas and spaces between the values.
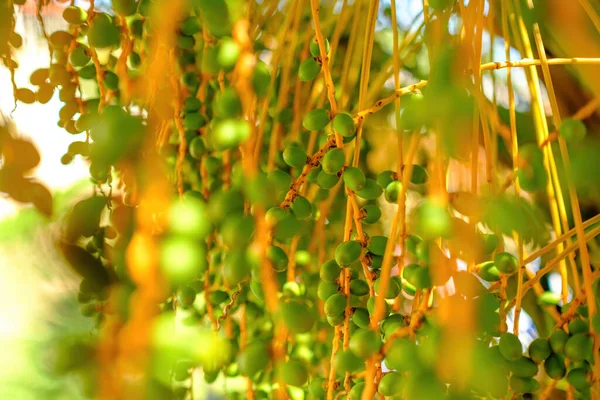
327, 314, 345, 326
353, 308, 370, 329
103, 71, 119, 91
267, 245, 289, 272
333, 112, 356, 137
318, 281, 339, 301
410, 164, 428, 184
217, 38, 240, 71
189, 136, 207, 159
320, 259, 341, 282
78, 64, 97, 80
278, 359, 308, 387
509, 376, 539, 394
476, 261, 500, 282
528, 338, 551, 363
317, 170, 339, 189
87, 13, 120, 49
349, 329, 382, 359
376, 170, 396, 188
324, 293, 346, 317
183, 113, 206, 131
544, 354, 566, 379
560, 118, 587, 144
177, 35, 195, 50
499, 333, 522, 361
209, 119, 250, 150
549, 329, 569, 354
303, 108, 330, 131
309, 38, 330, 57
335, 240, 362, 266
361, 205, 382, 224
168, 197, 210, 239
508, 356, 538, 378
222, 250, 251, 285
348, 382, 364, 400
237, 341, 269, 378
385, 338, 419, 371
568, 318, 589, 335
564, 333, 593, 362
494, 252, 518, 275
334, 349, 364, 374
299, 58, 321, 82
403, 264, 432, 289
343, 167, 366, 191
252, 61, 271, 97
291, 195, 312, 219
378, 372, 403, 396
160, 237, 207, 285
350, 279, 369, 296
177, 286, 196, 308
367, 236, 388, 256
69, 45, 90, 67
322, 148, 345, 174
283, 146, 307, 168
214, 88, 242, 118
113, 0, 137, 16
384, 181, 403, 204
268, 169, 292, 192
367, 296, 390, 317
517, 144, 547, 192
381, 314, 407, 339
567, 368, 590, 391
195, 0, 232, 37
374, 277, 400, 299
281, 300, 315, 334
481, 233, 499, 254
355, 179, 383, 200
413, 200, 451, 239
309, 378, 326, 397
179, 17, 201, 36
63, 6, 87, 25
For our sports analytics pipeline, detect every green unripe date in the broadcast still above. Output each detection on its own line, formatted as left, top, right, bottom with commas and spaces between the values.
267, 245, 289, 272
355, 179, 383, 200
303, 108, 330, 131
349, 329, 381, 359
324, 293, 346, 317
560, 118, 587, 144
528, 338, 551, 363
544, 354, 566, 379
564, 333, 593, 362
334, 240, 362, 266
291, 195, 312, 219
333, 112, 356, 137
499, 332, 522, 361
361, 204, 382, 224
283, 146, 308, 168
280, 300, 315, 334
277, 359, 308, 387
508, 356, 538, 378
378, 372, 403, 396
237, 341, 270, 378
494, 252, 518, 275
322, 148, 345, 174
343, 167, 366, 191
549, 329, 569, 354
299, 58, 321, 82
317, 170, 339, 189
320, 259, 341, 283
